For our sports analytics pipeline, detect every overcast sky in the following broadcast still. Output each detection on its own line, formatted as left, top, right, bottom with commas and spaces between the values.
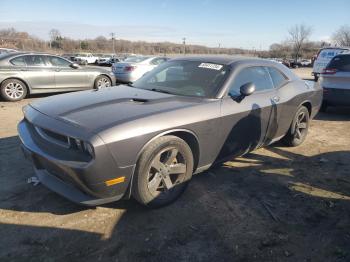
1, 0, 349, 49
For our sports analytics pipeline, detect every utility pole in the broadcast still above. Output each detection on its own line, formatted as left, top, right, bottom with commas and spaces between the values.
110, 33, 116, 54
182, 37, 186, 55
218, 43, 221, 54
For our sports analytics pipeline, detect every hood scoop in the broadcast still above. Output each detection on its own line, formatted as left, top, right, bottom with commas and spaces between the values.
128, 98, 149, 104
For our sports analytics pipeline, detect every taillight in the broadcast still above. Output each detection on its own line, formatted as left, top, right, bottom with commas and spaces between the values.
321, 68, 337, 74
124, 66, 137, 72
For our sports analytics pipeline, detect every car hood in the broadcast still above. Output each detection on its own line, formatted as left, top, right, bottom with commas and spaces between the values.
29, 86, 203, 133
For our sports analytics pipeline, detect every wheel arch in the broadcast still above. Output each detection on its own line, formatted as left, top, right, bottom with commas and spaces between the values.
124, 129, 201, 199
138, 129, 200, 172
99, 74, 112, 82
300, 100, 312, 116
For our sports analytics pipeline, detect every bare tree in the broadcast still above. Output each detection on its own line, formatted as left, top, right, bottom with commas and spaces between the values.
49, 29, 61, 41
332, 25, 350, 47
288, 24, 312, 61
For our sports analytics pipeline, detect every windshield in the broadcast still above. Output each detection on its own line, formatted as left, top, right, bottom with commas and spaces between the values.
133, 60, 230, 98
124, 56, 149, 63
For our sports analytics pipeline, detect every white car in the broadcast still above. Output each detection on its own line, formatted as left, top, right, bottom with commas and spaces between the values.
73, 53, 99, 64
312, 47, 350, 81
112, 56, 168, 83
319, 53, 350, 111
300, 59, 312, 67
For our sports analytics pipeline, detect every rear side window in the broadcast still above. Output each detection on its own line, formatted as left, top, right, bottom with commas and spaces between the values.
47, 56, 71, 67
10, 56, 26, 66
24, 55, 46, 66
151, 58, 167, 65
267, 67, 288, 88
327, 55, 350, 72
229, 66, 274, 96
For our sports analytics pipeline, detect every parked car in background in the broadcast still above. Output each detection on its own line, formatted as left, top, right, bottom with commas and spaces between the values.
96, 54, 115, 65
62, 53, 76, 61
112, 56, 168, 83
73, 53, 99, 64
319, 53, 350, 111
98, 57, 121, 67
18, 56, 322, 207
0, 52, 116, 101
312, 47, 350, 81
300, 59, 312, 67
0, 48, 18, 55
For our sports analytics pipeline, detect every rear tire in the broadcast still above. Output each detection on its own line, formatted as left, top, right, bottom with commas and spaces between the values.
132, 135, 194, 208
0, 79, 28, 101
94, 75, 112, 89
282, 106, 310, 147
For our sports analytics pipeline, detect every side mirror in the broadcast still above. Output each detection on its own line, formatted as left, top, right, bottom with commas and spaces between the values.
70, 63, 79, 69
240, 82, 255, 97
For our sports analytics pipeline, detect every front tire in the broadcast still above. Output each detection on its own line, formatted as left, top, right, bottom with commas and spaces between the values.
132, 135, 194, 208
94, 75, 112, 89
282, 106, 310, 147
0, 79, 28, 101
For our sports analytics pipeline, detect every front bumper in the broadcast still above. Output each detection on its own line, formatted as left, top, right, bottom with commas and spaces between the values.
18, 109, 134, 206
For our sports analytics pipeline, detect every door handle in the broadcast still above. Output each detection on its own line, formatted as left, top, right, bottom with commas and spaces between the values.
55, 69, 61, 72
272, 96, 280, 103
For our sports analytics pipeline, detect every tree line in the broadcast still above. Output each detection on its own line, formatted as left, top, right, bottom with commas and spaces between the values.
1, 24, 349, 59
0, 28, 250, 56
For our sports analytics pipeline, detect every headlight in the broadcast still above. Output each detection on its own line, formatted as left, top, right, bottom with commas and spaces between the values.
70, 138, 94, 157
84, 142, 94, 157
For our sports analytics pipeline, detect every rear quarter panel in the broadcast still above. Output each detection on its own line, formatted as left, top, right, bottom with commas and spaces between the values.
275, 79, 322, 138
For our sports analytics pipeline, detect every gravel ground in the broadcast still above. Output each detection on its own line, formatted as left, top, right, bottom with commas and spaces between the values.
0, 68, 349, 262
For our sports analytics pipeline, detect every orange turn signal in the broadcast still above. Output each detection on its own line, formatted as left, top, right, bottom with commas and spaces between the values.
105, 176, 125, 186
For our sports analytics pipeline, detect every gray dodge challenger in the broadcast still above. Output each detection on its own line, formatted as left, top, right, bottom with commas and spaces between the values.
18, 56, 322, 207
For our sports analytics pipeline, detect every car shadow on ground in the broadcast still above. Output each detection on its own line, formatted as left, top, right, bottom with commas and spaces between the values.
315, 107, 350, 121
1, 135, 349, 261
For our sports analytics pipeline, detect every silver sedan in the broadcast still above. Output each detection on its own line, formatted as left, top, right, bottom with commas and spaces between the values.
112, 56, 168, 83
0, 52, 116, 101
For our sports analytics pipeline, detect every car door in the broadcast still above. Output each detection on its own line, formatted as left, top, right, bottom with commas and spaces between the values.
17, 55, 55, 90
264, 66, 291, 142
218, 66, 277, 160
46, 56, 90, 90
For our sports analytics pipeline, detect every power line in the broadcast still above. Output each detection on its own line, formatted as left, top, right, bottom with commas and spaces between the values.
182, 37, 186, 55
110, 32, 116, 54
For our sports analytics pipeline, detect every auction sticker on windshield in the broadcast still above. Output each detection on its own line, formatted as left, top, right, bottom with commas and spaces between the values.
198, 63, 223, 70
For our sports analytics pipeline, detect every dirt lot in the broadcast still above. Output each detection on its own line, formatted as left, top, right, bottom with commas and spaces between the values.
0, 68, 350, 262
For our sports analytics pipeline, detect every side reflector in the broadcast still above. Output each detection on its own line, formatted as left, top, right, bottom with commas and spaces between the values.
105, 177, 125, 186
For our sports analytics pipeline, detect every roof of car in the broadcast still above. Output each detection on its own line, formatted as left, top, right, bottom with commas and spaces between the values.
170, 55, 268, 65
0, 52, 63, 59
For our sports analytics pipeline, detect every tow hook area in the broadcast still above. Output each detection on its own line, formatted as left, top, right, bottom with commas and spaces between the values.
27, 176, 40, 186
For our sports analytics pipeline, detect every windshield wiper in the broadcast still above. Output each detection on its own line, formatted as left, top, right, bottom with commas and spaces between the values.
150, 88, 172, 94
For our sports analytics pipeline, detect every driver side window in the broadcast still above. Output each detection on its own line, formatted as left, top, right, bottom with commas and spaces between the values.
147, 65, 186, 83
46, 56, 71, 67
229, 66, 274, 96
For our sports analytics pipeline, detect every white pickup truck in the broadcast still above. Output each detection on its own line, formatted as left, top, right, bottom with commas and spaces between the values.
73, 53, 99, 64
